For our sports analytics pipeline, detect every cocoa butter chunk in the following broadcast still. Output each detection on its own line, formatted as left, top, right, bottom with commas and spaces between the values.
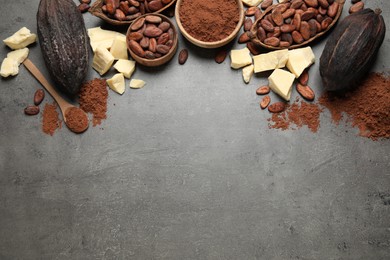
268, 69, 295, 101
230, 47, 252, 69
286, 46, 315, 78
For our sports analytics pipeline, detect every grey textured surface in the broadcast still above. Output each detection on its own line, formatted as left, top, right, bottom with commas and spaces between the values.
0, 0, 390, 259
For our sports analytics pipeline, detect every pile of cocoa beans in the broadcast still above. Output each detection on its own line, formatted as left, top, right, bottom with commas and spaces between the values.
127, 15, 175, 59
102, 0, 173, 21
255, 0, 340, 48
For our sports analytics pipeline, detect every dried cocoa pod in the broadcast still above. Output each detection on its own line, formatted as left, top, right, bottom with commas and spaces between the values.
37, 0, 89, 96
320, 9, 386, 91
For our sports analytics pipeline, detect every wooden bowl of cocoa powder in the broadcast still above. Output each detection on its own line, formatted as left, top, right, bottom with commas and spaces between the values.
126, 13, 178, 67
175, 0, 245, 48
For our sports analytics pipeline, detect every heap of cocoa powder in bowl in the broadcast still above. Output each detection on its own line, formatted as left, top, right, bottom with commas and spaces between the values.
178, 0, 240, 42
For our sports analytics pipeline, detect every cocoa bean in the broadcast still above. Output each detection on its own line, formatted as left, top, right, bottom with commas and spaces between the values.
318, 0, 329, 9
157, 33, 169, 45
158, 21, 171, 32
292, 13, 302, 31
128, 31, 143, 41
349, 2, 364, 14
244, 18, 253, 32
292, 30, 304, 43
280, 24, 296, 33
257, 27, 267, 41
156, 44, 170, 55
215, 49, 228, 64
238, 32, 250, 43
34, 89, 45, 106
261, 0, 273, 10
24, 105, 40, 116
78, 3, 90, 13
321, 17, 333, 30
246, 42, 262, 55
245, 7, 259, 16
264, 37, 280, 47
281, 33, 293, 45
145, 15, 162, 24
279, 41, 291, 48
268, 102, 286, 113
298, 69, 309, 85
261, 19, 275, 32
178, 49, 188, 65
327, 2, 339, 17
148, 38, 157, 52
282, 8, 295, 19
143, 26, 163, 37
296, 83, 315, 101
291, 0, 304, 9
256, 85, 270, 95
300, 21, 311, 40
129, 39, 145, 57
260, 96, 271, 109
303, 0, 318, 8
148, 0, 163, 12
272, 9, 284, 26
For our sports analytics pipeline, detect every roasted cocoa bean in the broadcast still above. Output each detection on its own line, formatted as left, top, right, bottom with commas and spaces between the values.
129, 39, 145, 57
268, 102, 286, 113
178, 49, 188, 65
256, 85, 271, 95
34, 89, 45, 105
24, 105, 40, 116
349, 2, 364, 14
260, 96, 271, 109
215, 49, 227, 64
296, 83, 315, 101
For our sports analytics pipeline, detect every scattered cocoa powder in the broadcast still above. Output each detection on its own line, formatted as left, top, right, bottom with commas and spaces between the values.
268, 98, 322, 133
79, 78, 108, 127
179, 0, 240, 42
64, 107, 89, 133
42, 102, 62, 136
319, 72, 390, 140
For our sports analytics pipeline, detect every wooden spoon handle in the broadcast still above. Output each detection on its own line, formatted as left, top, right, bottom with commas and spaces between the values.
23, 58, 70, 112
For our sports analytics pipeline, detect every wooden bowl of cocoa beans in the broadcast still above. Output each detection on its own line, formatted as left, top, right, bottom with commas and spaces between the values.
175, 0, 245, 49
126, 13, 178, 66
249, 0, 345, 50
89, 0, 177, 26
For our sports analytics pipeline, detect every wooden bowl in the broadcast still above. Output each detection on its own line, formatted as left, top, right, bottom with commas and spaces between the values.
126, 14, 178, 67
249, 0, 345, 50
175, 0, 245, 49
89, 0, 177, 26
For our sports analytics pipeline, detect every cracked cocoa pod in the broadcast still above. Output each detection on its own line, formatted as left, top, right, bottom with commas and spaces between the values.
319, 8, 386, 91
37, 0, 89, 96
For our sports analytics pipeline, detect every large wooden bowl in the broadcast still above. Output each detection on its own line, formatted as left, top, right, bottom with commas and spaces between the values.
126, 14, 178, 67
89, 0, 177, 26
175, 0, 245, 49
249, 0, 345, 50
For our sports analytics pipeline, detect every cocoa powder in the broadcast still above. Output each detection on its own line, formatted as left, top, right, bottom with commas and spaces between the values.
79, 78, 108, 127
42, 102, 62, 136
268, 98, 322, 133
319, 72, 390, 140
179, 0, 240, 42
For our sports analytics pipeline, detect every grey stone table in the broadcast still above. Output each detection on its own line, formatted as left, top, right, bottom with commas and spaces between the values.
1, 0, 389, 259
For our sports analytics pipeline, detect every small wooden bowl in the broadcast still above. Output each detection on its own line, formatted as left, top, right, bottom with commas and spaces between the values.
126, 14, 178, 67
249, 0, 345, 50
175, 0, 245, 49
89, 0, 177, 26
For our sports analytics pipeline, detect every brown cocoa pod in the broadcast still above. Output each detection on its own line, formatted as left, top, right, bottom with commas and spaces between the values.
260, 96, 271, 109
327, 2, 339, 17
280, 24, 296, 33
264, 37, 280, 47
318, 0, 329, 8
244, 18, 253, 32
299, 69, 309, 85
140, 36, 150, 49
148, 37, 157, 52
145, 15, 162, 24
261, 0, 273, 10
156, 44, 170, 55
303, 0, 318, 8
178, 49, 188, 65
215, 49, 227, 64
300, 21, 310, 40
268, 102, 286, 113
292, 13, 302, 31
256, 85, 270, 95
238, 32, 250, 43
129, 39, 145, 57
349, 2, 364, 14
78, 3, 90, 13
143, 26, 163, 37
157, 33, 169, 45
257, 27, 267, 41
272, 9, 284, 26
245, 7, 259, 16
128, 31, 143, 41
291, 0, 304, 9
321, 17, 333, 30
282, 8, 296, 19
292, 30, 304, 43
144, 50, 156, 59
148, 0, 163, 12
296, 83, 315, 101
34, 89, 45, 105
260, 19, 275, 32
158, 21, 170, 32
24, 105, 40, 115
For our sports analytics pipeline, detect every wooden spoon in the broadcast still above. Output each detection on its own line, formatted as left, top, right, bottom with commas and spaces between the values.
23, 58, 89, 133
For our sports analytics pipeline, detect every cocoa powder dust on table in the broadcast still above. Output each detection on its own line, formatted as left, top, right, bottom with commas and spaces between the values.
319, 72, 390, 140
42, 102, 62, 136
79, 78, 108, 127
179, 0, 240, 42
267, 98, 323, 133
